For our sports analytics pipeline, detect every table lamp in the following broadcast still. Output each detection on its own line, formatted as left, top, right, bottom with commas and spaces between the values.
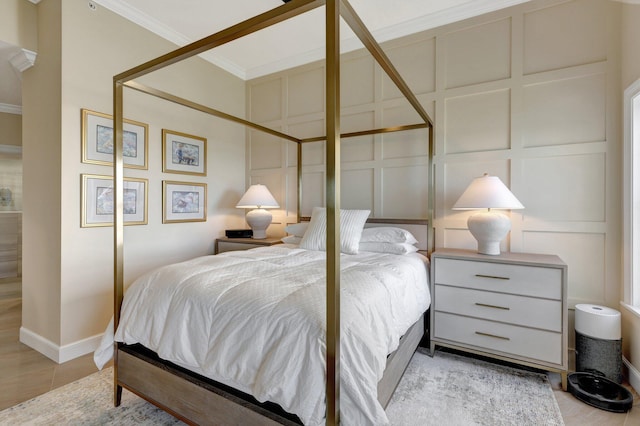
235, 184, 279, 239
452, 173, 524, 255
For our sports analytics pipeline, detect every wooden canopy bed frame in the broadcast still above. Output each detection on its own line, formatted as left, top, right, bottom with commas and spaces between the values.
111, 1, 435, 424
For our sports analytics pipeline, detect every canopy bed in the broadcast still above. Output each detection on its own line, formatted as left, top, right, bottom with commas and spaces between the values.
108, 0, 434, 424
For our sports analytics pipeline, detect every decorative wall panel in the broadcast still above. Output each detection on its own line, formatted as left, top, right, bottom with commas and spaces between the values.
382, 105, 429, 160
444, 89, 511, 154
442, 228, 478, 252
247, 0, 620, 310
522, 154, 606, 222
341, 56, 375, 107
342, 112, 375, 162
250, 78, 282, 123
301, 171, 324, 216
341, 169, 374, 211
288, 67, 324, 117
288, 119, 324, 141
443, 18, 512, 89
523, 231, 605, 305
249, 129, 283, 170
302, 141, 325, 167
381, 165, 429, 218
382, 37, 436, 99
523, 0, 607, 75
523, 73, 606, 147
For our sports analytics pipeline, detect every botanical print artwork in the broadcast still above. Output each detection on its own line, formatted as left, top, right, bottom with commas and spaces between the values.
172, 191, 200, 214
96, 125, 139, 158
171, 141, 200, 166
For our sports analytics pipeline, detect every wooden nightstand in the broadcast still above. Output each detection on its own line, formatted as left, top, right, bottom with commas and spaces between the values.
430, 248, 568, 389
214, 236, 283, 254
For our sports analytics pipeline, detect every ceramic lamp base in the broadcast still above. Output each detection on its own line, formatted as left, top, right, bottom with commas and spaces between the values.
245, 208, 272, 239
468, 210, 511, 255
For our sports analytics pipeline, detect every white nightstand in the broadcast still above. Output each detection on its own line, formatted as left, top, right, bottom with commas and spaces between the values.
430, 248, 568, 389
214, 236, 282, 254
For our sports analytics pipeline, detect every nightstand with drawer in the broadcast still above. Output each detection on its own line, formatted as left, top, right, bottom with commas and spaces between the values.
214, 236, 282, 254
430, 248, 568, 389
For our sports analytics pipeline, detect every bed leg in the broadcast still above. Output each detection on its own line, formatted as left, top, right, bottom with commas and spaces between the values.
114, 383, 122, 407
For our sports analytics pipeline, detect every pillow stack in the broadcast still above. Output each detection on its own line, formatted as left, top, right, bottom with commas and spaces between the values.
359, 227, 419, 254
299, 207, 370, 255
283, 208, 420, 255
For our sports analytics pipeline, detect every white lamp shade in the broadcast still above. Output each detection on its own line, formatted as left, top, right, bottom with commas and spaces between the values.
452, 174, 524, 255
452, 174, 524, 210
236, 184, 279, 239
236, 184, 279, 209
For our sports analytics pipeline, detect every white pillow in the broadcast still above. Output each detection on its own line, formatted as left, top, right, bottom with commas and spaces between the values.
359, 242, 419, 255
281, 235, 302, 244
360, 227, 418, 245
284, 222, 309, 237
299, 207, 370, 254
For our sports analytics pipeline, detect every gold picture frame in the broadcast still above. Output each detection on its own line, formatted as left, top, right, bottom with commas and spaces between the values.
81, 109, 149, 169
81, 174, 148, 227
162, 129, 207, 176
162, 180, 207, 224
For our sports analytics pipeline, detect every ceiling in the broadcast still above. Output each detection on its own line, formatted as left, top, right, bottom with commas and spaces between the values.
1, 0, 533, 112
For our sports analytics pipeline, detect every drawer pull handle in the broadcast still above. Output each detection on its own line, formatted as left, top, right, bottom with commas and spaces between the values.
475, 331, 510, 341
475, 274, 510, 280
475, 302, 510, 311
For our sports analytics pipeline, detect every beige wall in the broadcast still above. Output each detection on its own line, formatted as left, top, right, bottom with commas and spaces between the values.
22, 0, 62, 348
247, 0, 625, 365
0, 0, 37, 51
621, 3, 640, 89
21, 0, 246, 361
620, 1, 640, 391
0, 113, 22, 146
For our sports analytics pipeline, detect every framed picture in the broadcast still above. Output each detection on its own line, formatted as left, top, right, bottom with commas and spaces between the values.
162, 129, 207, 176
81, 109, 148, 169
162, 180, 207, 223
81, 174, 148, 227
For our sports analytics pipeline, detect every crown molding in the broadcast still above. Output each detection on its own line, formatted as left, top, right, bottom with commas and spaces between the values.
94, 0, 531, 81
0, 103, 22, 115
246, 0, 530, 80
9, 49, 37, 73
371, 0, 530, 43
93, 0, 247, 78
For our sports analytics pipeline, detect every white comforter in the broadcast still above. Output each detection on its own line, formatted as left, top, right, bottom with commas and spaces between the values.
95, 245, 430, 425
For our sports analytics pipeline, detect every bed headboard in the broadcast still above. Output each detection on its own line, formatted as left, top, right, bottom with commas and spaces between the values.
300, 217, 430, 252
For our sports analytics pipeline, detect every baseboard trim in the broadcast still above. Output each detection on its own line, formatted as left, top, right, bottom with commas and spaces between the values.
19, 327, 60, 362
59, 333, 103, 363
623, 356, 640, 393
19, 327, 104, 364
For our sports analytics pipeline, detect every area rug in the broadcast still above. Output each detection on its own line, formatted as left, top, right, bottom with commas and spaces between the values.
0, 349, 564, 425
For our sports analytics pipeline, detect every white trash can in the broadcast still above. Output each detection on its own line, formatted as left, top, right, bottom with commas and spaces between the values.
574, 304, 622, 383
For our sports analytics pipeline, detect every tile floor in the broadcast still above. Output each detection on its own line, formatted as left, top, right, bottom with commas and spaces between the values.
1, 276, 639, 424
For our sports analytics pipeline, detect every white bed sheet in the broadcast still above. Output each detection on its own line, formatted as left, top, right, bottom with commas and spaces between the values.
95, 245, 430, 425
